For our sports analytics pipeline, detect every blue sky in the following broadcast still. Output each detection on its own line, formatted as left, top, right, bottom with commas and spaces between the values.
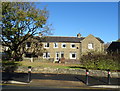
35, 2, 118, 43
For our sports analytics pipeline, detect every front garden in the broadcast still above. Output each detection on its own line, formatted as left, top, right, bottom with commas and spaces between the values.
2, 52, 120, 73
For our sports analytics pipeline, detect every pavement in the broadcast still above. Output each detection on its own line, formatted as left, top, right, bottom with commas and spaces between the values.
2, 79, 120, 89
29, 79, 86, 89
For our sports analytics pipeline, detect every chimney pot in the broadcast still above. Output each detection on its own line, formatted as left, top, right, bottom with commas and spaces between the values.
77, 33, 81, 38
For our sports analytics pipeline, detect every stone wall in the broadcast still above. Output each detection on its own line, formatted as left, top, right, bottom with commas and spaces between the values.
81, 34, 104, 54
15, 66, 119, 78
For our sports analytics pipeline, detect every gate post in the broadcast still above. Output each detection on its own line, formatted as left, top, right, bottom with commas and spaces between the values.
107, 69, 111, 84
28, 66, 32, 83
86, 69, 89, 85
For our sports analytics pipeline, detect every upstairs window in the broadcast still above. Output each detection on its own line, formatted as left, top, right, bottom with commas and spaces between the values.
44, 43, 49, 48
62, 43, 66, 48
71, 43, 76, 48
26, 42, 31, 48
88, 43, 94, 49
54, 43, 58, 48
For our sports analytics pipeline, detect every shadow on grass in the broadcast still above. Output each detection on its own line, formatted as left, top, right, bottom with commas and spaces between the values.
68, 66, 86, 69
2, 60, 21, 72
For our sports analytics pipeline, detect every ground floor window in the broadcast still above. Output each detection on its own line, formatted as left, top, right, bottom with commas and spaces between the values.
70, 53, 76, 59
61, 52, 64, 58
43, 52, 50, 59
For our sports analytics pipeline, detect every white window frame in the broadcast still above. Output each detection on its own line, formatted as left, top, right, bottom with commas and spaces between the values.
43, 52, 50, 59
61, 43, 66, 48
55, 52, 60, 61
70, 43, 76, 48
53, 43, 58, 48
70, 53, 76, 59
44, 43, 49, 48
60, 52, 64, 58
88, 43, 93, 49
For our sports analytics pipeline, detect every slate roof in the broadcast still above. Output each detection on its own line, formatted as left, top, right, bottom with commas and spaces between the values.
96, 37, 104, 43
107, 42, 120, 52
39, 36, 85, 43
35, 36, 104, 43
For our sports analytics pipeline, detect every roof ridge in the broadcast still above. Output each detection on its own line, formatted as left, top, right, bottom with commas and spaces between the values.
43, 36, 85, 38
35, 35, 75, 37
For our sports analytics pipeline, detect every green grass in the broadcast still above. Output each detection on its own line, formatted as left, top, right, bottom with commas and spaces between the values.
3, 60, 119, 71
19, 61, 81, 69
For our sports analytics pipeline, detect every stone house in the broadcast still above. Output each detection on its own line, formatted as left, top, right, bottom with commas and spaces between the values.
24, 33, 104, 62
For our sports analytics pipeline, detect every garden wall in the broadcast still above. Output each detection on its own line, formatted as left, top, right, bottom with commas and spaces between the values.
15, 66, 119, 78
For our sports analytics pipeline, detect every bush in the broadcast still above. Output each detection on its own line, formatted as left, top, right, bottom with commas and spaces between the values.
2, 60, 21, 72
80, 52, 120, 70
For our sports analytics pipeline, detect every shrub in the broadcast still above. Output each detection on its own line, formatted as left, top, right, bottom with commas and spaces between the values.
80, 52, 120, 70
2, 60, 21, 72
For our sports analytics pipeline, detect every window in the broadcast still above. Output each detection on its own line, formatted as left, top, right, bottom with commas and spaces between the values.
43, 52, 50, 59
60, 52, 64, 58
71, 43, 76, 48
44, 43, 49, 48
55, 52, 59, 61
26, 42, 31, 48
88, 43, 94, 49
54, 43, 58, 48
70, 53, 76, 59
62, 43, 66, 48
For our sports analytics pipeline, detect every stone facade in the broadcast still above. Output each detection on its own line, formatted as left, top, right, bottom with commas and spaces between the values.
42, 42, 81, 60
16, 66, 120, 78
24, 33, 104, 62
81, 34, 104, 55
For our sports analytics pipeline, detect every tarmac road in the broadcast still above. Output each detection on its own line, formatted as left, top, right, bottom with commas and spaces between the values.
1, 84, 119, 91
2, 72, 119, 85
1, 72, 120, 90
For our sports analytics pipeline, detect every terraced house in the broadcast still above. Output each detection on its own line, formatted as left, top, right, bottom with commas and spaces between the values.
25, 33, 104, 62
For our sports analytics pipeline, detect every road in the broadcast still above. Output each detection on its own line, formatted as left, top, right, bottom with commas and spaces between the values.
1, 84, 119, 91
2, 72, 119, 85
1, 72, 120, 90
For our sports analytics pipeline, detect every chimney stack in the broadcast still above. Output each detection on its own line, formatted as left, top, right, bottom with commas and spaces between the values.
77, 33, 81, 38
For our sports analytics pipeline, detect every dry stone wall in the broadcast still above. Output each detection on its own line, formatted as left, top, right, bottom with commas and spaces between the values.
15, 66, 120, 78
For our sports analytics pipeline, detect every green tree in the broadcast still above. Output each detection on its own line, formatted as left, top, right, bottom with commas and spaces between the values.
1, 2, 51, 61
116, 39, 120, 42
21, 36, 47, 62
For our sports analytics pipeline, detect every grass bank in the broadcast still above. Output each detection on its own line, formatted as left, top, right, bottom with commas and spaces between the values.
19, 61, 82, 69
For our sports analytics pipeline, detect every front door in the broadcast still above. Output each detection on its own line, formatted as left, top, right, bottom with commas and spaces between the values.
55, 52, 60, 61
